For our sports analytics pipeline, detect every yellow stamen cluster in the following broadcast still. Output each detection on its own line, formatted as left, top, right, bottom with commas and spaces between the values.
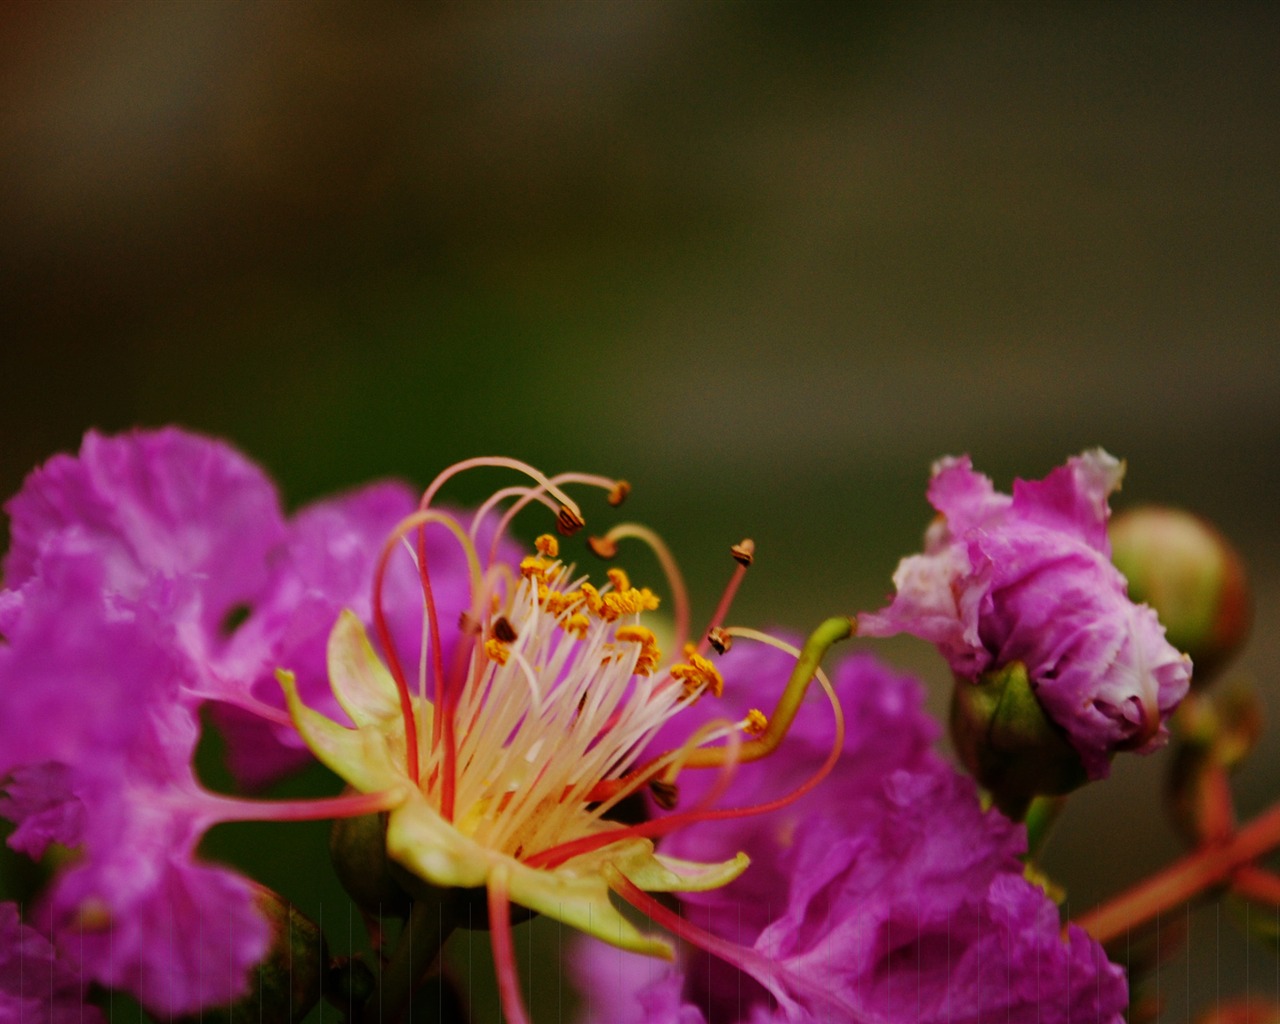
484, 638, 511, 665
744, 708, 768, 736
517, 545, 662, 638
613, 625, 662, 676
579, 581, 661, 622
520, 556, 550, 579
669, 643, 724, 700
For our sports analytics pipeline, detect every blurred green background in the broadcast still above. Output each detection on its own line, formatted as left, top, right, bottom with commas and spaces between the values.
2, 2, 1278, 1021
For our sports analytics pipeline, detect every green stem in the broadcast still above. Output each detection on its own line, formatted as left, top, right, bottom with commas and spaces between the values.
1023, 796, 1067, 860
364, 892, 460, 1024
682, 616, 855, 768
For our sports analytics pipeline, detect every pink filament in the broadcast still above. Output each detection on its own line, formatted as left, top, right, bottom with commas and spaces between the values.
202, 786, 403, 826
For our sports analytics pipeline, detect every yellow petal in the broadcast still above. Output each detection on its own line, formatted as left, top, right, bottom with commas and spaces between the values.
327, 610, 408, 728
277, 669, 406, 793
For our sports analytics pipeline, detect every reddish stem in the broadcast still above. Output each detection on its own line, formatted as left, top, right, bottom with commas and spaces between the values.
1075, 800, 1280, 944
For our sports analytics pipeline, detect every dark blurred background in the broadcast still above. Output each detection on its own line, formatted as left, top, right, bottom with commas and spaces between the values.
2, 2, 1277, 1021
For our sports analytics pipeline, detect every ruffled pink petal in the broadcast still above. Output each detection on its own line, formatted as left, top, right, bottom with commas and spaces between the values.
861, 450, 1189, 778
0, 902, 104, 1024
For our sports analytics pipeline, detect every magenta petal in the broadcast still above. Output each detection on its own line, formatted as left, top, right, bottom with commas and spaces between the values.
1, 902, 104, 1024
577, 650, 1128, 1024
861, 449, 1191, 777
0, 763, 83, 857
2, 428, 287, 643
46, 841, 270, 1015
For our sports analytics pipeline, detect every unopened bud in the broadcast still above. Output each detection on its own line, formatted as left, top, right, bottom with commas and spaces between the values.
1110, 506, 1251, 685
950, 661, 1088, 820
329, 810, 412, 919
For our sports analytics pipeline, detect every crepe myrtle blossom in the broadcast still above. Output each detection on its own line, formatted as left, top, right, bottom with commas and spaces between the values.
0, 428, 477, 1014
859, 450, 1191, 790
281, 457, 854, 1024
0, 428, 489, 788
573, 652, 1128, 1024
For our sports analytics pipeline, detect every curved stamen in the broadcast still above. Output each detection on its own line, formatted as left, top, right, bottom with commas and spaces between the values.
585, 616, 853, 800
417, 456, 581, 520
526, 627, 847, 870
679, 618, 852, 769
374, 509, 483, 789
481, 471, 624, 569
472, 484, 562, 550
588, 522, 690, 653
695, 539, 754, 658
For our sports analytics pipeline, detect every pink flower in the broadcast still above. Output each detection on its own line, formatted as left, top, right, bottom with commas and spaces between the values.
1, 901, 104, 1024
859, 450, 1191, 779
0, 428, 474, 1014
574, 652, 1128, 1024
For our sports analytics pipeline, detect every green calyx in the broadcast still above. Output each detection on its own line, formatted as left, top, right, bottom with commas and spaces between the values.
950, 661, 1089, 821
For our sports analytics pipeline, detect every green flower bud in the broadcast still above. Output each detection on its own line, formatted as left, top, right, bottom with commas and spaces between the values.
330, 810, 413, 919
950, 661, 1089, 820
1110, 506, 1251, 685
173, 885, 326, 1024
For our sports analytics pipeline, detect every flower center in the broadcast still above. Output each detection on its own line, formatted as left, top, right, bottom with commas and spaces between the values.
419, 533, 727, 860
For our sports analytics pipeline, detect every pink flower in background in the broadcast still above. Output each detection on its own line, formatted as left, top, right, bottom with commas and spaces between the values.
1, 902, 103, 1024
859, 449, 1191, 779
575, 650, 1128, 1024
0, 428, 485, 1013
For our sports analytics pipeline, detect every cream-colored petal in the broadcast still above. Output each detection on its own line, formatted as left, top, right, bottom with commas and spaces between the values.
506, 856, 672, 958
635, 851, 750, 893
327, 610, 407, 728
384, 790, 747, 957
277, 669, 405, 792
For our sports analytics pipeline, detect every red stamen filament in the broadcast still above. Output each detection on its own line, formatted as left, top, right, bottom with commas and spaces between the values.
373, 509, 482, 793
696, 545, 752, 658
373, 522, 422, 786
479, 472, 622, 568
202, 786, 404, 826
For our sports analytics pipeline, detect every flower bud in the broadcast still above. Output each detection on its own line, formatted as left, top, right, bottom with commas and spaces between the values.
950, 661, 1088, 819
1110, 506, 1251, 685
172, 885, 326, 1024
861, 451, 1191, 782
329, 810, 412, 919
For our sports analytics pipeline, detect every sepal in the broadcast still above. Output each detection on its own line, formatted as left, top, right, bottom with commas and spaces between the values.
950, 661, 1088, 819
